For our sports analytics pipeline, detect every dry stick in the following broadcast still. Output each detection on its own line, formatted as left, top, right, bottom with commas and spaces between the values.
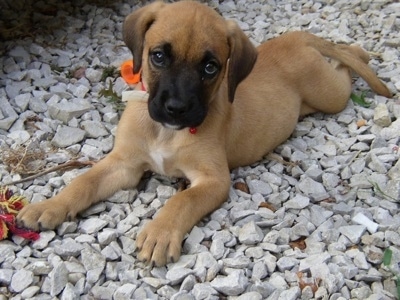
266, 153, 299, 167
6, 160, 97, 185
12, 142, 31, 175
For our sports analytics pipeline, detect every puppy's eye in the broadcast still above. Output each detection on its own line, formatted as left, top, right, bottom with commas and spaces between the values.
204, 62, 219, 77
151, 51, 166, 67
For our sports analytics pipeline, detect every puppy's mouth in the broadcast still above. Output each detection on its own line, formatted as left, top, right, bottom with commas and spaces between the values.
162, 123, 186, 130
148, 97, 207, 131
156, 116, 205, 131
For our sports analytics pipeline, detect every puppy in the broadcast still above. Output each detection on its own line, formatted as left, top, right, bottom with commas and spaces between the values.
17, 1, 391, 266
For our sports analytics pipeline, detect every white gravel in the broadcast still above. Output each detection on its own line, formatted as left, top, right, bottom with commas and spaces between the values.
1, 0, 400, 299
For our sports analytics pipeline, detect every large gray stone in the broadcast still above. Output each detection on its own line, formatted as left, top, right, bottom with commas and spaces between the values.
210, 270, 248, 296
10, 269, 34, 293
48, 99, 92, 123
0, 96, 18, 130
52, 125, 86, 148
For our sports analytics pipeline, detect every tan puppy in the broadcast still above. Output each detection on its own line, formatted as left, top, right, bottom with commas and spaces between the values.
17, 1, 391, 266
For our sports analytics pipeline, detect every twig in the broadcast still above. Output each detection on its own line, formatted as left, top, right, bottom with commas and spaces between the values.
6, 160, 97, 185
12, 141, 31, 174
267, 153, 299, 167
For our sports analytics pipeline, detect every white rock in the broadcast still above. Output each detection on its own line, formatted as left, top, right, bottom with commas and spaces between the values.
183, 226, 206, 254
156, 185, 177, 201
48, 100, 92, 123
210, 239, 225, 260
381, 119, 400, 140
247, 179, 273, 195
52, 125, 86, 148
252, 261, 268, 280
85, 68, 103, 83
10, 269, 34, 293
278, 286, 301, 300
14, 93, 31, 111
195, 252, 218, 269
54, 238, 84, 257
21, 286, 40, 298
61, 283, 79, 300
192, 283, 218, 299
210, 270, 248, 296
0, 96, 18, 129
169, 254, 197, 270
237, 292, 263, 300
79, 218, 108, 234
32, 231, 56, 250
388, 159, 400, 181
50, 262, 68, 296
276, 256, 299, 271
269, 273, 289, 290
285, 195, 310, 209
352, 213, 379, 233
238, 221, 264, 244
80, 246, 106, 284
298, 177, 327, 198
7, 130, 30, 144
0, 269, 13, 285
166, 268, 194, 285
81, 120, 109, 138
223, 256, 251, 268
339, 225, 367, 243
299, 252, 331, 271
112, 283, 137, 300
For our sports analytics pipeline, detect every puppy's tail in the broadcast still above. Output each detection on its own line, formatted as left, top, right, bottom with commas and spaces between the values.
306, 33, 392, 98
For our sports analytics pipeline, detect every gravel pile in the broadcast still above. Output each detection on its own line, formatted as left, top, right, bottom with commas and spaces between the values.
0, 0, 399, 299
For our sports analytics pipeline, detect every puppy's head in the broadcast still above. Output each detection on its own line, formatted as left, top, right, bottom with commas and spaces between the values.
123, 1, 257, 129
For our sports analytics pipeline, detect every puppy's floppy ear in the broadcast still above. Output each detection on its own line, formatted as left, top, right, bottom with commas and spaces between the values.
226, 20, 258, 102
123, 1, 166, 73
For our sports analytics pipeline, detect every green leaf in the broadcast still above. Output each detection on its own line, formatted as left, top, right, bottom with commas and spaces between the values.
396, 276, 400, 300
99, 81, 125, 111
101, 66, 118, 82
350, 91, 370, 108
383, 248, 393, 266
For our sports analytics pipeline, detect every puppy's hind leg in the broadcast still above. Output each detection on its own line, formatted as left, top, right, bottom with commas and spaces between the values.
17, 152, 145, 231
299, 48, 355, 116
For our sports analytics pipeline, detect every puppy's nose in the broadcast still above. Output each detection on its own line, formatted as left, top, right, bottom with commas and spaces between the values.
165, 98, 190, 116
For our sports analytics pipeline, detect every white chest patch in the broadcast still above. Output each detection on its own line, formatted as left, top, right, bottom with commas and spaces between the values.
149, 149, 170, 174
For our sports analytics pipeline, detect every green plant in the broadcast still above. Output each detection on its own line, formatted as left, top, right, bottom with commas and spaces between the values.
99, 80, 125, 111
50, 64, 64, 75
350, 91, 370, 108
101, 66, 119, 82
383, 248, 400, 299
369, 181, 398, 202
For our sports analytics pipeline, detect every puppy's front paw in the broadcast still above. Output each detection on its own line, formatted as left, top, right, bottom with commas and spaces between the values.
136, 219, 184, 267
17, 199, 71, 231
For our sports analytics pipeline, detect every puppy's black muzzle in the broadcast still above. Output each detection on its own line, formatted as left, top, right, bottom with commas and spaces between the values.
148, 69, 208, 129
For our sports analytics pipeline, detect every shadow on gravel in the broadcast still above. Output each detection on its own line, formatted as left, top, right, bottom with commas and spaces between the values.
0, 0, 144, 42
